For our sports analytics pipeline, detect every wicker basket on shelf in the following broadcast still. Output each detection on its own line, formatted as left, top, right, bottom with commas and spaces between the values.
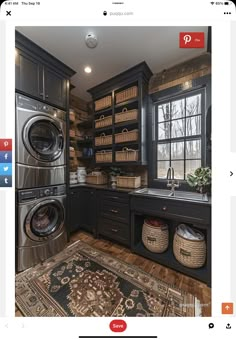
95, 150, 112, 163
69, 111, 75, 122
115, 128, 138, 143
86, 173, 108, 185
115, 86, 138, 104
116, 176, 141, 188
95, 133, 112, 146
115, 148, 138, 162
69, 129, 76, 138
95, 115, 112, 129
115, 108, 138, 124
173, 225, 206, 269
95, 96, 112, 111
142, 219, 169, 253
69, 148, 75, 158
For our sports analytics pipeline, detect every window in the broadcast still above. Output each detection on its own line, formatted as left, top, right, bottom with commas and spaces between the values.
155, 89, 205, 181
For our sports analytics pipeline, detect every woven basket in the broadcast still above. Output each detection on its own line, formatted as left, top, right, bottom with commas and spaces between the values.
69, 129, 75, 138
115, 86, 138, 104
115, 128, 138, 143
95, 150, 112, 163
142, 219, 169, 253
69, 149, 75, 158
95, 133, 112, 146
173, 227, 206, 268
116, 176, 141, 189
115, 108, 138, 124
115, 148, 138, 162
95, 115, 112, 129
69, 111, 75, 122
86, 173, 108, 185
95, 96, 112, 111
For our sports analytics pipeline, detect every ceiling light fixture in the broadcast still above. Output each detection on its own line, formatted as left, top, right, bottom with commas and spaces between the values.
84, 66, 92, 73
85, 33, 98, 48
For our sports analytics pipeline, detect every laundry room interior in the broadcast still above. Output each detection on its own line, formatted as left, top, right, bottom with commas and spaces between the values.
14, 26, 212, 317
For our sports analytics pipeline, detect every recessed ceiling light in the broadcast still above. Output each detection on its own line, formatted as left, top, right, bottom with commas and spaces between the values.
84, 66, 92, 74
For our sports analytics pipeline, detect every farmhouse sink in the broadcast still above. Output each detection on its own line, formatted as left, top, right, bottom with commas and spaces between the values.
132, 188, 209, 202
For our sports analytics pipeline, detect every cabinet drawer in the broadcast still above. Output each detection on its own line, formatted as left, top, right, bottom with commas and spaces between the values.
100, 200, 129, 223
100, 191, 129, 204
98, 218, 130, 246
130, 196, 210, 225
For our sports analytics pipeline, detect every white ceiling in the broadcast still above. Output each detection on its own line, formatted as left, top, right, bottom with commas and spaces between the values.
16, 26, 208, 101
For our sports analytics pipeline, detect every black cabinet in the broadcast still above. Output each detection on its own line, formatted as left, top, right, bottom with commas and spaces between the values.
130, 193, 211, 286
69, 187, 96, 234
15, 31, 75, 109
15, 49, 42, 99
97, 190, 130, 246
44, 65, 67, 109
88, 62, 153, 166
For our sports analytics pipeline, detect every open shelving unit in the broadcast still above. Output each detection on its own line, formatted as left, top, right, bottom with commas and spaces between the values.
87, 62, 153, 167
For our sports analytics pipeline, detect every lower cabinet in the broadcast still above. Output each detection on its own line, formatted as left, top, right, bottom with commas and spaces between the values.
69, 187, 96, 234
97, 190, 131, 246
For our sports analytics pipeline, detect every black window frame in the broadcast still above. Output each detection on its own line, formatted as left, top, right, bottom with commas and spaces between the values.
148, 75, 211, 191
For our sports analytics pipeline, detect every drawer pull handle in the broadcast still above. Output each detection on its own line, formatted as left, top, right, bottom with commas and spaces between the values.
162, 206, 167, 211
111, 196, 119, 200
110, 209, 118, 213
111, 228, 118, 233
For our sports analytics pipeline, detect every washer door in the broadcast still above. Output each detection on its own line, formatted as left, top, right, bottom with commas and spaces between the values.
25, 199, 65, 242
23, 116, 64, 162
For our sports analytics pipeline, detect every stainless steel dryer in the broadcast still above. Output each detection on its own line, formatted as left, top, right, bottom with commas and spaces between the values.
16, 184, 67, 272
16, 94, 67, 188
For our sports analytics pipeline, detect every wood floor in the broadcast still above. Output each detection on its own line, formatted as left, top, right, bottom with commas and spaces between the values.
16, 230, 211, 317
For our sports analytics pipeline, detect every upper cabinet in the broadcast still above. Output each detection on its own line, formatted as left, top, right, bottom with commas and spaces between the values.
88, 62, 153, 166
15, 31, 75, 109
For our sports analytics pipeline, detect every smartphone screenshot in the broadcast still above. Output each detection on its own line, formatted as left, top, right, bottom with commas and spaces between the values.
0, 0, 235, 339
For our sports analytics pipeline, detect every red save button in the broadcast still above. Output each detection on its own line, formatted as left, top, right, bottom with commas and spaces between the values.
109, 319, 127, 332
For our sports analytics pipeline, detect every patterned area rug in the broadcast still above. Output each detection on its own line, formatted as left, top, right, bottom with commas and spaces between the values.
15, 241, 202, 317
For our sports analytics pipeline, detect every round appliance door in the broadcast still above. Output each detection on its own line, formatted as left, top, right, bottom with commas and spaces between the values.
23, 116, 64, 162
25, 199, 65, 242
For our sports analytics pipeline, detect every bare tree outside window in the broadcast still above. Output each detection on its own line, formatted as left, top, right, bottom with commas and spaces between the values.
156, 92, 202, 180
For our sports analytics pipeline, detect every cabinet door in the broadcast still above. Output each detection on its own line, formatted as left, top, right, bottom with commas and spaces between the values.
69, 191, 82, 233
15, 48, 43, 99
79, 188, 96, 233
44, 66, 67, 109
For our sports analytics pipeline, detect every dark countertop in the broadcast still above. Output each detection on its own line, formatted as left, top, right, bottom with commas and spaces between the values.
69, 183, 211, 205
69, 183, 133, 193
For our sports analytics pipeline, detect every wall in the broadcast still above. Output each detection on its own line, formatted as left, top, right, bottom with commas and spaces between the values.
149, 53, 211, 94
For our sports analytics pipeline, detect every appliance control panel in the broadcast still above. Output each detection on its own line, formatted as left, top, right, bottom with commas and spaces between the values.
18, 185, 66, 202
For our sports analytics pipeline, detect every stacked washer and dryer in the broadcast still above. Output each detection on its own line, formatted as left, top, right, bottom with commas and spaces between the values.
16, 94, 68, 272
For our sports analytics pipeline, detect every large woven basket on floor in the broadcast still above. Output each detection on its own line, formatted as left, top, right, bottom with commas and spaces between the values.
142, 219, 169, 253
173, 227, 206, 268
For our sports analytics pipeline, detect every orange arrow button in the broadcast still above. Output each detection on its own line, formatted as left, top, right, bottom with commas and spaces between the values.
222, 303, 233, 314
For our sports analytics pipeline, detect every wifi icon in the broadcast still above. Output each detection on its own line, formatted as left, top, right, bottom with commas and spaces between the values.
211, 1, 214, 4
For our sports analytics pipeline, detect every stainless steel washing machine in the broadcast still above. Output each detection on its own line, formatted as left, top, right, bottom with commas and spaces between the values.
16, 94, 67, 189
16, 184, 67, 272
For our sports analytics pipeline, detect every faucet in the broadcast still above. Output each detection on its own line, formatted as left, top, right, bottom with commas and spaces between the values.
166, 167, 180, 194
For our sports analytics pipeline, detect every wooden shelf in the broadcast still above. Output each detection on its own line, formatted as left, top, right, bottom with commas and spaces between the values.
77, 120, 93, 128
133, 241, 208, 283
114, 120, 139, 129
115, 97, 138, 108
76, 139, 93, 145
94, 107, 112, 116
87, 62, 153, 166
94, 126, 113, 133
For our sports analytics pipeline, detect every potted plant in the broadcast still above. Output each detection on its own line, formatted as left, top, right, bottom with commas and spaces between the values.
108, 167, 123, 188
186, 167, 211, 198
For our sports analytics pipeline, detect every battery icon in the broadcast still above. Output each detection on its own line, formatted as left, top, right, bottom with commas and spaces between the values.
224, 1, 229, 4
